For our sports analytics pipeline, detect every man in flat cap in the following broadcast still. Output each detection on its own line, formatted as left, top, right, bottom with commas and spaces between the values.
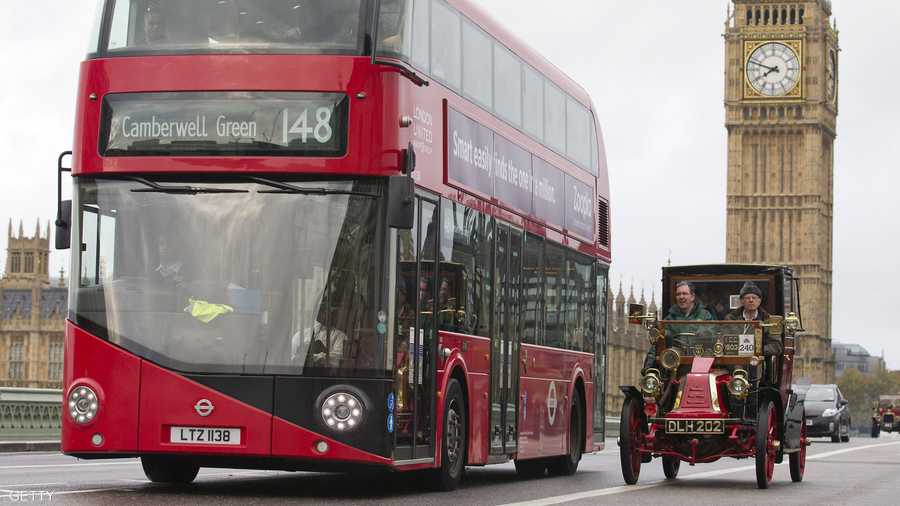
726, 281, 782, 356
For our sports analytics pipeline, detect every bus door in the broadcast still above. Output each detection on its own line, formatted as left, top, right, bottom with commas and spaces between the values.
393, 196, 438, 461
490, 224, 522, 456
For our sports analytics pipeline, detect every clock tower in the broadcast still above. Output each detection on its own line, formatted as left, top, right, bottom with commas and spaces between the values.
724, 0, 838, 383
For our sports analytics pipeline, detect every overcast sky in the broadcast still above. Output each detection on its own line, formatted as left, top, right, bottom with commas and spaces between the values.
1, 1, 898, 368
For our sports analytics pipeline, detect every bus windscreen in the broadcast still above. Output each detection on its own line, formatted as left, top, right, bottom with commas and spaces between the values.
104, 0, 365, 54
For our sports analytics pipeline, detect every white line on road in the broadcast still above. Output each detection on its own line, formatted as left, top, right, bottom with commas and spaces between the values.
497, 441, 900, 506
0, 461, 139, 470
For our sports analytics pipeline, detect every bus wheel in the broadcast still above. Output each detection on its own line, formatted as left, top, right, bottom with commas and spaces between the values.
432, 378, 467, 491
548, 394, 583, 476
514, 458, 546, 479
141, 456, 199, 484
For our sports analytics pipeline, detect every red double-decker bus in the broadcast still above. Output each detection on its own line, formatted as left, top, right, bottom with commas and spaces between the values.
56, 0, 611, 490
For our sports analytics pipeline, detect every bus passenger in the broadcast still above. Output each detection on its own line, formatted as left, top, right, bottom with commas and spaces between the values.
726, 282, 783, 356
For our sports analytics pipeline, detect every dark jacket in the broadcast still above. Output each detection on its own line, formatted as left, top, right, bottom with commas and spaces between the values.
642, 302, 715, 371
725, 307, 783, 356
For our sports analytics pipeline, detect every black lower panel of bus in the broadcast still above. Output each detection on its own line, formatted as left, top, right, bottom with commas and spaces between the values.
185, 374, 393, 458
274, 377, 393, 458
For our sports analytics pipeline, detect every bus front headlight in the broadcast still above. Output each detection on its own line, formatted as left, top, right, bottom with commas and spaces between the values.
321, 392, 365, 432
68, 385, 99, 425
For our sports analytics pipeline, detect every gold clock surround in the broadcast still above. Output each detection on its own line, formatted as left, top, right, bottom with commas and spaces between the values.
743, 39, 804, 101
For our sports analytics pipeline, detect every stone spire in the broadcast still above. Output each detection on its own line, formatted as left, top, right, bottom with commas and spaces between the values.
627, 283, 636, 305
35, 218, 41, 239
18, 220, 24, 238
45, 220, 51, 241
639, 288, 647, 306
7, 219, 11, 239
649, 291, 658, 315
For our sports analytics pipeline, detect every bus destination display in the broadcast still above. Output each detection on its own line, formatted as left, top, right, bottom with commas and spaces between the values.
101, 92, 348, 156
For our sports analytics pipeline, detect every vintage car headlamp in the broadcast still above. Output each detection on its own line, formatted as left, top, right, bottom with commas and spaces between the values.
660, 348, 681, 371
68, 385, 99, 425
726, 369, 750, 399
784, 312, 801, 332
640, 368, 662, 397
321, 392, 365, 432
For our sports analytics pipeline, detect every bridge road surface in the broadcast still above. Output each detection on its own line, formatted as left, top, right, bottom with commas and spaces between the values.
1, 434, 898, 505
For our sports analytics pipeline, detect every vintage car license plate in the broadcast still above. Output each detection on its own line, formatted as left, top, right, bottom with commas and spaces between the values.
665, 419, 725, 434
170, 426, 240, 445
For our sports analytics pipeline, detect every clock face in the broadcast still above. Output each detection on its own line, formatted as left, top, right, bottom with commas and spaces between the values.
746, 42, 801, 97
826, 49, 837, 102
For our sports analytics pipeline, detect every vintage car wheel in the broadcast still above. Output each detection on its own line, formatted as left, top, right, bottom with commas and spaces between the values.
548, 395, 583, 476
871, 422, 880, 438
662, 456, 680, 479
619, 396, 644, 485
432, 378, 466, 491
755, 401, 777, 489
789, 413, 807, 482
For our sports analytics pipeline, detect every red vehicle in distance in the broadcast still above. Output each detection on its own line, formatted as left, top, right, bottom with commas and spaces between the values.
872, 395, 900, 437
55, 0, 611, 490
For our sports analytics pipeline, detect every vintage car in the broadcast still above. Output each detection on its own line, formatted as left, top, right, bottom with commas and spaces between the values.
872, 395, 900, 437
619, 264, 808, 489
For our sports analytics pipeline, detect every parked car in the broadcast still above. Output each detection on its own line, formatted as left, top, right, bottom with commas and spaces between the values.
804, 384, 850, 442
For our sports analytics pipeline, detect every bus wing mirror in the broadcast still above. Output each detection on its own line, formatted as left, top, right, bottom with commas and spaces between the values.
55, 200, 72, 250
387, 175, 414, 229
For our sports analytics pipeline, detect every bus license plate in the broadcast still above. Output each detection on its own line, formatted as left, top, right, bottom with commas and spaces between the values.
665, 419, 724, 435
170, 426, 240, 445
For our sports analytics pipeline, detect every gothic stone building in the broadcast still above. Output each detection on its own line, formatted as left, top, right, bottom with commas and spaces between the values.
0, 220, 67, 389
724, 0, 837, 382
604, 283, 658, 417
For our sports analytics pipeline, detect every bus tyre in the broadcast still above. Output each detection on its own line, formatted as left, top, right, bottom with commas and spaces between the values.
619, 396, 643, 485
514, 458, 546, 479
433, 378, 466, 491
755, 401, 776, 489
548, 394, 583, 476
141, 456, 199, 484
662, 456, 680, 479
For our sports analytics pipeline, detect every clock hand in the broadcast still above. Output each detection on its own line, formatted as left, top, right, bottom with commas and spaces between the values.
763, 66, 780, 78
749, 60, 778, 72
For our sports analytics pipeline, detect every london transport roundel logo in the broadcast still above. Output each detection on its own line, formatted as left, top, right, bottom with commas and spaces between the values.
194, 399, 214, 417
547, 381, 558, 426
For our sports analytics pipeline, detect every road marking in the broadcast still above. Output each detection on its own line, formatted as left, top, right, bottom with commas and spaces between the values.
0, 461, 139, 470
497, 441, 900, 506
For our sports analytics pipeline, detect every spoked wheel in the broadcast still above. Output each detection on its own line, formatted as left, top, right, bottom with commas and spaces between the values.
755, 401, 777, 489
662, 456, 680, 479
619, 396, 644, 485
432, 378, 467, 491
548, 395, 583, 476
789, 412, 807, 482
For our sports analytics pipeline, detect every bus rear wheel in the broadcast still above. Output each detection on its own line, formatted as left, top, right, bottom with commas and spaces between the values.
432, 378, 467, 491
548, 394, 583, 476
141, 456, 199, 484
